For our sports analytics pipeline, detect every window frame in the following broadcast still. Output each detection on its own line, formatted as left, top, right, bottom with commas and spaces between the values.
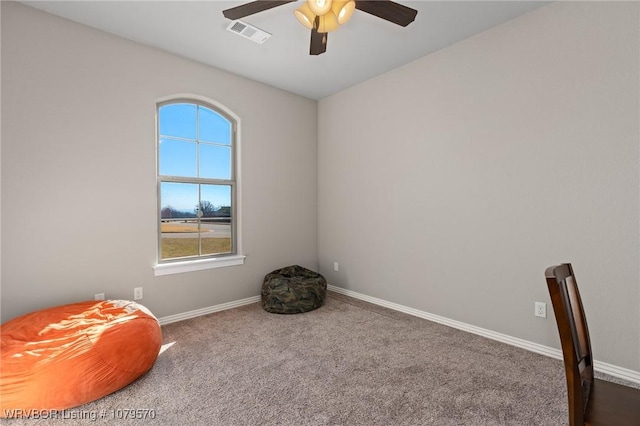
153, 95, 244, 276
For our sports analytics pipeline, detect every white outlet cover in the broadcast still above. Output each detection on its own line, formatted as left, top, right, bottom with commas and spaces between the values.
535, 302, 546, 318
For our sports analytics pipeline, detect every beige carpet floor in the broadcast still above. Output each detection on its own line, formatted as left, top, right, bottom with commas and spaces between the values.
11, 291, 576, 425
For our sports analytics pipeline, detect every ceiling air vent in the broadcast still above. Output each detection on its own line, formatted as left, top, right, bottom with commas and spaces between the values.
226, 20, 271, 44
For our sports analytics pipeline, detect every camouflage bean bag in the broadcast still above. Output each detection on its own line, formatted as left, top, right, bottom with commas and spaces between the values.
262, 265, 327, 314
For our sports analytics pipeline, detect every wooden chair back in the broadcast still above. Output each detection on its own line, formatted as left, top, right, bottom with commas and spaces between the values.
545, 263, 593, 425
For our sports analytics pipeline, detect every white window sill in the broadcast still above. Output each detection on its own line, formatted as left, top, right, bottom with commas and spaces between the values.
153, 255, 245, 276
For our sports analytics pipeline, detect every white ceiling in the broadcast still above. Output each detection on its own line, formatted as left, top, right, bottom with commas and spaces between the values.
22, 1, 550, 100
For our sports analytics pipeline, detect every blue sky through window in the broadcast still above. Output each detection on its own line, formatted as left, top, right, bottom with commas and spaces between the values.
161, 183, 231, 213
159, 103, 232, 212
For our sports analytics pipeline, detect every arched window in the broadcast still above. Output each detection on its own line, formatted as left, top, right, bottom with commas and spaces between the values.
154, 97, 243, 273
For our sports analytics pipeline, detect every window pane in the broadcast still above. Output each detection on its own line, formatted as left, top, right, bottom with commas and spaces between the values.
199, 144, 231, 180
199, 106, 231, 144
160, 182, 199, 259
200, 184, 232, 256
159, 138, 197, 177
156, 100, 238, 264
159, 104, 196, 139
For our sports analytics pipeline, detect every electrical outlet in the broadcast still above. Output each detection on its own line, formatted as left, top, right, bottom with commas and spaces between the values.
535, 301, 546, 318
334, 262, 339, 272
134, 287, 143, 300
94, 293, 105, 301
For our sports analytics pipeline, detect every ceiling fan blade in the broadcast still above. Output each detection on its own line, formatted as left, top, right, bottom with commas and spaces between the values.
355, 1, 417, 27
222, 1, 295, 20
310, 27, 328, 55
309, 16, 328, 55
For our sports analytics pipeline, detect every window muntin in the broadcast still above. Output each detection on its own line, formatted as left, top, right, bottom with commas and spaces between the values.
157, 101, 236, 262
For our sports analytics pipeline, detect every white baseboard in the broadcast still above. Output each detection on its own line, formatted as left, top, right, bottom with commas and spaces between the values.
327, 284, 640, 385
157, 295, 260, 326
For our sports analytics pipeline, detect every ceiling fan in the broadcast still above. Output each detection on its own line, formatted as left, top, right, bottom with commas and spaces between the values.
222, 0, 418, 55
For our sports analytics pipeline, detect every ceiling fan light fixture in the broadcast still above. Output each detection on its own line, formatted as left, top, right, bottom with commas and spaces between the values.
307, 0, 333, 16
317, 10, 339, 33
221, 0, 417, 56
331, 0, 355, 24
294, 3, 315, 29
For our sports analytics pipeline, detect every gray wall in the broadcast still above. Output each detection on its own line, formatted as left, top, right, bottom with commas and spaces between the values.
0, 3, 3, 312
318, 1, 640, 371
1, 2, 318, 322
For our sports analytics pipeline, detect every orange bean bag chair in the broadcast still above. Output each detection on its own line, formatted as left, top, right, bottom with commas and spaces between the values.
0, 300, 161, 416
